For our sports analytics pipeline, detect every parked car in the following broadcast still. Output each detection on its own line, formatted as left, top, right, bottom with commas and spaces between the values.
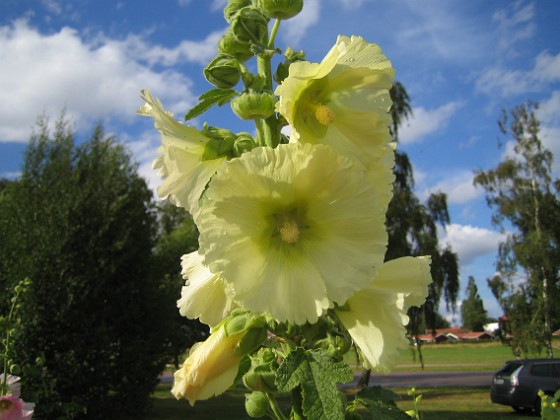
490, 358, 560, 413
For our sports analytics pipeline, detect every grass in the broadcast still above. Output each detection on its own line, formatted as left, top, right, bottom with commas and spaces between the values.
148, 384, 538, 420
149, 341, 558, 419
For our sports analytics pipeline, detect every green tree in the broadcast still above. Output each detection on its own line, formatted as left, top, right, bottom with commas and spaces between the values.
461, 276, 488, 332
152, 200, 209, 368
474, 101, 560, 357
0, 116, 170, 418
388, 83, 460, 337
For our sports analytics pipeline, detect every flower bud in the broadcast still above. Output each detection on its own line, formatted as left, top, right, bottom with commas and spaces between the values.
232, 7, 269, 43
234, 132, 257, 155
224, 0, 253, 22
218, 30, 254, 62
257, 0, 303, 19
231, 92, 276, 120
245, 391, 269, 418
204, 54, 241, 89
243, 369, 277, 392
274, 48, 306, 84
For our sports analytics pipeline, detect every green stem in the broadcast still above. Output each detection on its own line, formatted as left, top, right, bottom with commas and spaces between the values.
266, 392, 288, 420
1, 283, 23, 395
268, 19, 281, 48
256, 54, 280, 148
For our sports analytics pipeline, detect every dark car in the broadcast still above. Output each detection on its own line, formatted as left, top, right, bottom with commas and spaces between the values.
490, 358, 560, 413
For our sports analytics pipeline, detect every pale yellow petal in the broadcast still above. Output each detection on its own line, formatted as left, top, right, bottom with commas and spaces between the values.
177, 251, 235, 327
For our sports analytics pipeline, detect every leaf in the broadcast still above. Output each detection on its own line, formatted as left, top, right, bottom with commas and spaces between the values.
276, 348, 353, 420
184, 89, 237, 121
355, 386, 401, 406
351, 386, 411, 419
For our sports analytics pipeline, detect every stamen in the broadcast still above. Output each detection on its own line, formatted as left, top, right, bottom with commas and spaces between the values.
314, 104, 336, 126
278, 219, 300, 244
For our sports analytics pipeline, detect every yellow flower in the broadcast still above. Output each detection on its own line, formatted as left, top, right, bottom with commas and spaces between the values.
336, 256, 432, 373
172, 311, 266, 405
197, 143, 388, 325
177, 251, 236, 327
137, 89, 226, 215
275, 35, 395, 167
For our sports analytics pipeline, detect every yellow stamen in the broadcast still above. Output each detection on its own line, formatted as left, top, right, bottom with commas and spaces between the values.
279, 219, 300, 244
314, 104, 336, 126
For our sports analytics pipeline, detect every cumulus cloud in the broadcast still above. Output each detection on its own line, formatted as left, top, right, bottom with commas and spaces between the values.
419, 170, 483, 205
399, 101, 463, 144
0, 20, 211, 143
476, 51, 560, 98
283, 0, 320, 44
440, 224, 506, 265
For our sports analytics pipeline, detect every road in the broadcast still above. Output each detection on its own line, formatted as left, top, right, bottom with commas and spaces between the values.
365, 370, 494, 388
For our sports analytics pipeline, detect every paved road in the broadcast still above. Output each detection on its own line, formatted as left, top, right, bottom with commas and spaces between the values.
365, 370, 494, 388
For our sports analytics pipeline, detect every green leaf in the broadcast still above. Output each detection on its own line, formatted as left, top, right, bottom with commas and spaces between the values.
184, 88, 237, 121
276, 348, 353, 420
355, 386, 401, 406
351, 386, 411, 419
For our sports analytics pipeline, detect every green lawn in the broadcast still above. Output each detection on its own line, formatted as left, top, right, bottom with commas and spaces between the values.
149, 341, 557, 419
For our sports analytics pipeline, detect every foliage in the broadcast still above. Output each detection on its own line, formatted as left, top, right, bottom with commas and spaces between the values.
461, 277, 488, 332
474, 101, 560, 357
387, 83, 460, 365
152, 201, 209, 368
0, 116, 171, 418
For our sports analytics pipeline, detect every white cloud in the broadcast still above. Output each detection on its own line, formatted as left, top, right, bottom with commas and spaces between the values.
419, 170, 482, 205
440, 224, 506, 265
492, 1, 535, 57
399, 101, 463, 144
476, 51, 560, 98
0, 20, 204, 143
211, 0, 228, 11
283, 0, 320, 44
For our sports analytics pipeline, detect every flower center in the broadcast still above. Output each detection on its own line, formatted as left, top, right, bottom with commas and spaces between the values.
313, 104, 336, 126
278, 218, 300, 244
0, 399, 13, 412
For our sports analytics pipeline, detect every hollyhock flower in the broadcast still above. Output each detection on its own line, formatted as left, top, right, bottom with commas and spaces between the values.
172, 310, 266, 405
137, 89, 227, 215
197, 143, 389, 325
0, 375, 34, 420
177, 251, 236, 327
275, 35, 395, 167
336, 256, 432, 373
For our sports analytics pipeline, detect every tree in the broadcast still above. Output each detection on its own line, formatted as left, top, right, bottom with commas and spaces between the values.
474, 101, 560, 357
0, 116, 171, 418
387, 83, 460, 337
152, 200, 209, 368
461, 276, 488, 331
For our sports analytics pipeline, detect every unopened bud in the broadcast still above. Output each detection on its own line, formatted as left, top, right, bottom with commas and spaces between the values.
204, 54, 241, 89
243, 369, 277, 392
224, 0, 253, 22
245, 391, 269, 418
257, 0, 303, 19
232, 7, 269, 43
218, 31, 253, 62
234, 132, 257, 155
231, 92, 276, 120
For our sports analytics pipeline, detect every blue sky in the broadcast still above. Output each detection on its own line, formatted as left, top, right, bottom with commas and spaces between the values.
1, 0, 559, 323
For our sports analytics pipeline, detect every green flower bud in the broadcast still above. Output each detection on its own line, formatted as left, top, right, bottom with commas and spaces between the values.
274, 47, 306, 83
204, 54, 241, 89
232, 7, 269, 43
231, 92, 276, 120
245, 391, 269, 418
257, 0, 303, 19
201, 124, 236, 160
224, 0, 253, 23
243, 368, 277, 392
218, 30, 254, 62
234, 132, 257, 155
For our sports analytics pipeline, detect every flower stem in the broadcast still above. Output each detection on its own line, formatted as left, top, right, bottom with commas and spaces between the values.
266, 392, 288, 420
268, 19, 281, 48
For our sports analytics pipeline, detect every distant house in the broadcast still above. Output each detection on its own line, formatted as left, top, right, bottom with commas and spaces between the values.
415, 326, 494, 343
458, 331, 494, 341
553, 328, 560, 337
